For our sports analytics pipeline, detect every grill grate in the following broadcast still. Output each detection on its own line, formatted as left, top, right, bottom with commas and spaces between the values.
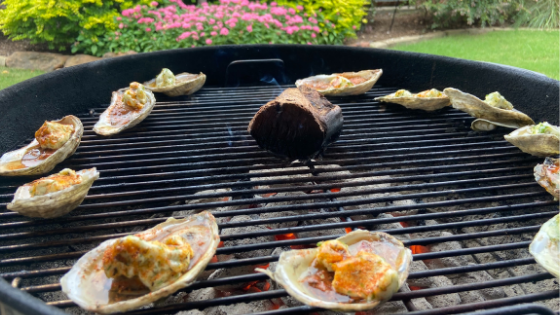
0, 84, 558, 315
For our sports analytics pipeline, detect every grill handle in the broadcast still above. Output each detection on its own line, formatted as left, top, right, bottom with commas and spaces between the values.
225, 59, 287, 87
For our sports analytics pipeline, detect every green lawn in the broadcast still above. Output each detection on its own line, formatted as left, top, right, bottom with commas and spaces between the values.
0, 66, 45, 91
392, 30, 559, 80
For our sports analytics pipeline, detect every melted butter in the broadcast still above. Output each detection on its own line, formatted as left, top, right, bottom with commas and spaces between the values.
108, 94, 139, 127
4, 147, 55, 170
300, 261, 354, 303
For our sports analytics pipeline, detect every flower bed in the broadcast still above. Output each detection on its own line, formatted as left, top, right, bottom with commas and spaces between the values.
84, 0, 349, 56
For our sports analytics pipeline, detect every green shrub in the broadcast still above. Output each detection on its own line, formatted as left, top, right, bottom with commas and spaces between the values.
512, 0, 560, 29
269, 0, 369, 37
0, 0, 152, 52
409, 0, 514, 28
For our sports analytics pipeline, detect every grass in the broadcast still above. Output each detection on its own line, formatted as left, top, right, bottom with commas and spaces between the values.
392, 30, 559, 80
0, 66, 45, 91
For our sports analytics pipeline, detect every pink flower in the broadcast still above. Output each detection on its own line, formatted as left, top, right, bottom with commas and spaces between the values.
150, 1, 158, 6
296, 5, 303, 10
313, 26, 320, 32
209, 18, 215, 25
118, 23, 124, 29
271, 1, 277, 6
311, 32, 316, 38
352, 25, 356, 30
200, 32, 205, 37
288, 8, 296, 15
211, 31, 217, 36
247, 24, 253, 32
146, 27, 151, 32
220, 27, 229, 35
115, 36, 119, 40
116, 17, 122, 21
307, 42, 312, 45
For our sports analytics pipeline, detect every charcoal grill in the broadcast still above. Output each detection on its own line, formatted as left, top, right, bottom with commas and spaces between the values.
0, 45, 558, 315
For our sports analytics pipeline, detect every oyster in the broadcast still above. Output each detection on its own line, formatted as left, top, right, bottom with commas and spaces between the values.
504, 122, 560, 157
60, 211, 219, 314
295, 69, 383, 96
0, 115, 83, 176
534, 157, 559, 200
7, 168, 99, 218
443, 88, 534, 131
374, 88, 451, 111
93, 82, 156, 136
144, 68, 206, 97
257, 230, 412, 311
529, 214, 559, 278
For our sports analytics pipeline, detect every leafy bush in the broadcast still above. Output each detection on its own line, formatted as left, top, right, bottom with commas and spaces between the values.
0, 0, 152, 52
269, 0, 370, 38
95, 0, 347, 56
409, 0, 514, 28
512, 0, 560, 29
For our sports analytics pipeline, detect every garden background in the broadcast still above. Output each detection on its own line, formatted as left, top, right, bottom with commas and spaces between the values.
0, 0, 558, 89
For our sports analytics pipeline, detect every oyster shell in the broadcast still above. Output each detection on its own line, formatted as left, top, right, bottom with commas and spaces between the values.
144, 69, 206, 97
7, 168, 99, 218
443, 88, 534, 131
295, 69, 383, 96
529, 214, 559, 278
60, 211, 219, 314
257, 230, 412, 311
504, 122, 560, 157
374, 88, 451, 111
534, 157, 559, 200
93, 82, 156, 136
0, 115, 83, 176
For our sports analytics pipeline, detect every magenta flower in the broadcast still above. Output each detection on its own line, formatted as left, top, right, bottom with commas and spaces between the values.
313, 26, 320, 32
220, 27, 229, 35
288, 8, 295, 15
206, 39, 212, 45
247, 24, 253, 32
211, 31, 217, 36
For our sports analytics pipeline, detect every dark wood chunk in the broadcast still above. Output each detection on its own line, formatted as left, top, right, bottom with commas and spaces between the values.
247, 86, 343, 161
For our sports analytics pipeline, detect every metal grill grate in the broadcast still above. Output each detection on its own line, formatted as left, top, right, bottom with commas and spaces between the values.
0, 84, 558, 315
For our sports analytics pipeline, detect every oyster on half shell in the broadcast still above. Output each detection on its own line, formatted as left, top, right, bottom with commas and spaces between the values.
295, 69, 383, 96
93, 82, 156, 136
504, 122, 560, 157
374, 88, 451, 111
257, 230, 412, 312
443, 88, 534, 131
60, 211, 219, 314
7, 168, 99, 218
534, 157, 559, 200
529, 214, 559, 278
0, 115, 83, 176
144, 69, 206, 97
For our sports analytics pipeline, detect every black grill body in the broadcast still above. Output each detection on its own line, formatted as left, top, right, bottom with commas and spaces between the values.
0, 45, 558, 315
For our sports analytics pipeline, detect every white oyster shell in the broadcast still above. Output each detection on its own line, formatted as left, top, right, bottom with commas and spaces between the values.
257, 230, 412, 312
7, 168, 99, 218
60, 211, 219, 314
444, 88, 534, 130
93, 86, 156, 136
530, 214, 559, 278
504, 124, 560, 157
0, 115, 83, 176
375, 90, 451, 111
145, 72, 206, 97
295, 70, 383, 96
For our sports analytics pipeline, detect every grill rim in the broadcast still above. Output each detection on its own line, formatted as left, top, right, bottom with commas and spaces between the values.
0, 45, 558, 315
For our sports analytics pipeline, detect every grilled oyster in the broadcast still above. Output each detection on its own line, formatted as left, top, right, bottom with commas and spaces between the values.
257, 230, 412, 311
504, 122, 560, 157
93, 82, 156, 136
61, 211, 219, 314
444, 88, 534, 131
374, 88, 451, 111
534, 157, 559, 200
529, 214, 559, 278
144, 68, 206, 97
295, 69, 383, 96
0, 115, 83, 176
7, 168, 99, 218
